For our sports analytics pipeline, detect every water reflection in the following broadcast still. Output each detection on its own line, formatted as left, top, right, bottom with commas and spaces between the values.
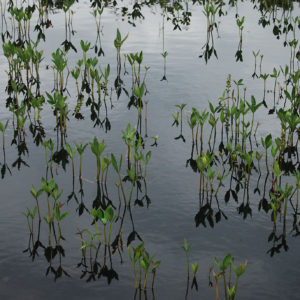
173, 69, 300, 255
0, 0, 298, 298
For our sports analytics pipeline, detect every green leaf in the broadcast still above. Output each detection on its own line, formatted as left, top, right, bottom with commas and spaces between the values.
235, 261, 248, 277
145, 151, 151, 164
111, 153, 119, 173
65, 143, 73, 158
222, 253, 232, 270
104, 206, 114, 222
60, 212, 69, 220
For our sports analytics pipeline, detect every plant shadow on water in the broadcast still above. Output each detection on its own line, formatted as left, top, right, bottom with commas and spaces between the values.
0, 0, 300, 299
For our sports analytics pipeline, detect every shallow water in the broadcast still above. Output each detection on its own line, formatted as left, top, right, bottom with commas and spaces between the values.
0, 0, 300, 299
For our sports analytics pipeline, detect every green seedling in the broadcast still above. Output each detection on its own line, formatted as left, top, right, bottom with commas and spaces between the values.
270, 67, 280, 109
53, 203, 69, 243
210, 254, 247, 300
111, 153, 127, 205
0, 120, 9, 151
182, 238, 191, 279
114, 28, 128, 63
252, 50, 260, 78
91, 206, 115, 247
134, 83, 145, 118
151, 136, 158, 147
23, 206, 37, 235
261, 134, 272, 173
151, 260, 161, 290
140, 250, 156, 290
128, 242, 145, 289
41, 177, 56, 244
246, 96, 263, 134
65, 142, 77, 179
175, 104, 187, 133
75, 142, 88, 178
128, 242, 159, 290
191, 262, 199, 290
90, 137, 106, 182
30, 185, 43, 221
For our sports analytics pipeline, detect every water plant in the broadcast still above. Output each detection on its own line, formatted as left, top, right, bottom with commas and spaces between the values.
235, 16, 245, 62
53, 203, 69, 243
91, 205, 115, 247
252, 50, 260, 78
182, 238, 191, 279
65, 142, 77, 179
0, 120, 9, 151
90, 137, 106, 182
261, 134, 272, 173
76, 142, 88, 178
191, 262, 199, 290
30, 185, 43, 221
128, 242, 159, 290
210, 254, 247, 300
114, 28, 128, 64
175, 104, 187, 141
23, 206, 37, 235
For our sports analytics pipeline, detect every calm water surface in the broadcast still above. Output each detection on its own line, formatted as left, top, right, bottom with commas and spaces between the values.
0, 0, 300, 299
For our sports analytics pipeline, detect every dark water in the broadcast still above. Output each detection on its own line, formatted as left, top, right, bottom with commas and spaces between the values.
0, 0, 300, 299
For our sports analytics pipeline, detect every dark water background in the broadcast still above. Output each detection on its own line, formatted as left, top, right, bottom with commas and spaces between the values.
0, 0, 300, 299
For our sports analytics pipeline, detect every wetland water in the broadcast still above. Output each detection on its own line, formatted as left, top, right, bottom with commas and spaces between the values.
0, 0, 300, 299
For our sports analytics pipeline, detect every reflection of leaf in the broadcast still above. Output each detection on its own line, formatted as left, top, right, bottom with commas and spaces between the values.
53, 148, 69, 170
174, 134, 186, 143
12, 157, 30, 170
1, 164, 6, 178
127, 230, 142, 246
215, 211, 221, 223
191, 276, 198, 291
134, 199, 144, 207
225, 190, 230, 203
231, 190, 238, 202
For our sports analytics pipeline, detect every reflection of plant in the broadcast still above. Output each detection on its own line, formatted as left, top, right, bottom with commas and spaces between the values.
200, 1, 219, 62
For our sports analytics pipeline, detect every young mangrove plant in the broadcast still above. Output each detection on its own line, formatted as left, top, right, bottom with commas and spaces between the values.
252, 50, 260, 78
23, 206, 37, 236
182, 238, 191, 279
30, 185, 43, 221
114, 28, 128, 64
53, 203, 69, 244
90, 137, 106, 182
261, 134, 272, 173
75, 142, 88, 178
210, 253, 247, 300
0, 119, 9, 152
128, 242, 159, 290
175, 103, 187, 142
191, 262, 199, 290
65, 142, 77, 180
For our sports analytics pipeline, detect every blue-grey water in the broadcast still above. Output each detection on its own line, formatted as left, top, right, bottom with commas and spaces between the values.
0, 1, 300, 299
